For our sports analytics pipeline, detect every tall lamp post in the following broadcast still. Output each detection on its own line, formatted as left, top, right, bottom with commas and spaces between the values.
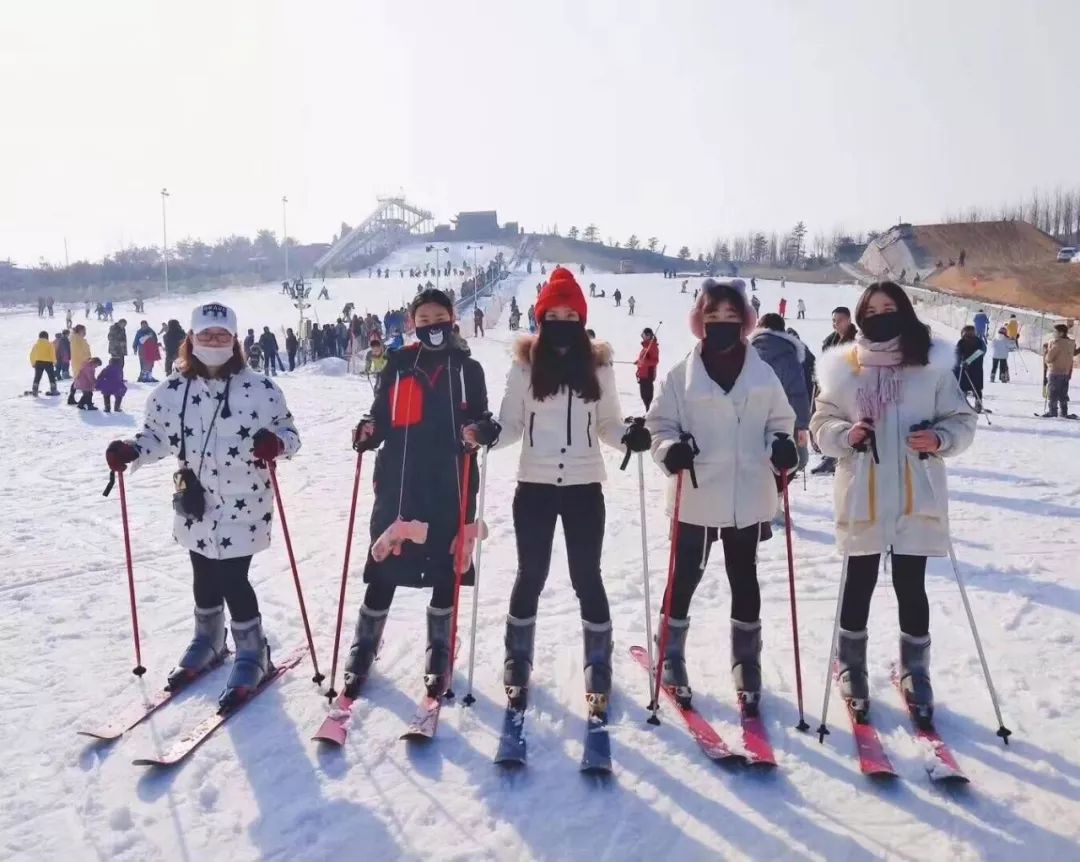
160, 188, 170, 295
426, 244, 449, 288
282, 195, 289, 283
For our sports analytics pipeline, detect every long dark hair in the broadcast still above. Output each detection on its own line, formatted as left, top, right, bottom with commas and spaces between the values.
177, 334, 245, 379
530, 324, 601, 402
855, 281, 931, 366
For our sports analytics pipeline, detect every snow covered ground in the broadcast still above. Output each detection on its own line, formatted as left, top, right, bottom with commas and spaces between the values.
2, 269, 1079, 861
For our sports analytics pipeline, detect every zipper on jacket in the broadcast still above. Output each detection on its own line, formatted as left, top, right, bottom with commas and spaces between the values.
528, 412, 536, 447
565, 388, 573, 446
586, 411, 593, 447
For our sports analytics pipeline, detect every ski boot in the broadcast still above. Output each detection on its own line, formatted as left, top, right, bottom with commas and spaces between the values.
583, 619, 613, 718
341, 605, 388, 698
837, 628, 870, 721
811, 456, 836, 476
657, 615, 692, 706
423, 605, 453, 698
166, 605, 228, 691
219, 616, 272, 712
731, 619, 763, 716
899, 633, 934, 730
503, 614, 536, 709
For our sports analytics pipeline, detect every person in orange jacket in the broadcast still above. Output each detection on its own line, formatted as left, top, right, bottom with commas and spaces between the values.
635, 327, 660, 409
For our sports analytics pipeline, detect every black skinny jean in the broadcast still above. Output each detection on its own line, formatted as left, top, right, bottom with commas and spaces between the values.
663, 522, 762, 623
840, 553, 929, 637
191, 552, 259, 622
509, 482, 610, 624
638, 379, 655, 411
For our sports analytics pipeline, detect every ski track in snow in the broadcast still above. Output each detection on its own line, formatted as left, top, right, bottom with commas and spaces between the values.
2, 259, 1079, 861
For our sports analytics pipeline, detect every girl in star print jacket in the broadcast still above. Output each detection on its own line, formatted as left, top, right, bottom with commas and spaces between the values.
105, 303, 300, 711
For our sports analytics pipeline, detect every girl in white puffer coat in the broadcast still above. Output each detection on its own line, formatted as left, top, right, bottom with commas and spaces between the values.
810, 281, 975, 725
646, 278, 797, 713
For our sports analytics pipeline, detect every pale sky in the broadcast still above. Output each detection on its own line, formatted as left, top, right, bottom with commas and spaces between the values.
2, 0, 1077, 266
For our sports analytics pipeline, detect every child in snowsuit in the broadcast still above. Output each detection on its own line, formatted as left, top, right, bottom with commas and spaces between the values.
97, 357, 128, 412
73, 358, 103, 410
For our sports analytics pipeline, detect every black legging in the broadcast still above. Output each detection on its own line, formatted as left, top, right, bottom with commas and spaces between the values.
362, 578, 455, 612
191, 552, 259, 622
508, 482, 610, 624
840, 553, 929, 637
638, 379, 655, 411
662, 522, 762, 622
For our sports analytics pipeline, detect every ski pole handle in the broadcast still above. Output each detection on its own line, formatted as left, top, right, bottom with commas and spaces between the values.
679, 431, 700, 489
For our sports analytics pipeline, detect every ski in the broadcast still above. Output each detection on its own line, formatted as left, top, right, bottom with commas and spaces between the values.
131, 646, 308, 768
580, 710, 612, 774
494, 705, 527, 766
629, 645, 744, 763
401, 694, 442, 741
77, 652, 230, 741
312, 693, 355, 746
737, 697, 777, 768
891, 668, 969, 784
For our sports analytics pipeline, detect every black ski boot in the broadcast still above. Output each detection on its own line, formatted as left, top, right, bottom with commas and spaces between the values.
899, 633, 934, 729
731, 619, 762, 715
423, 606, 453, 697
837, 628, 870, 720
658, 615, 692, 706
167, 605, 228, 690
503, 614, 536, 709
811, 456, 836, 476
583, 620, 613, 717
219, 616, 272, 712
342, 605, 388, 698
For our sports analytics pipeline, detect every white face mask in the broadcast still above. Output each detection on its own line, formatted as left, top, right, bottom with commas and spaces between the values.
192, 342, 234, 368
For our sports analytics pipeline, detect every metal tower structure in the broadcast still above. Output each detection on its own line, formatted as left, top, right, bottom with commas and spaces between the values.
315, 196, 434, 273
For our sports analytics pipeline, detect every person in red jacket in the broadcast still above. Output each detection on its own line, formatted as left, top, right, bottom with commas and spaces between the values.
778, 296, 788, 319
635, 327, 660, 409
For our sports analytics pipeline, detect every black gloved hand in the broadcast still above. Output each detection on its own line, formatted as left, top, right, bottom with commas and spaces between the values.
470, 414, 502, 447
621, 420, 652, 453
352, 417, 379, 452
663, 441, 696, 474
770, 433, 799, 472
105, 440, 139, 472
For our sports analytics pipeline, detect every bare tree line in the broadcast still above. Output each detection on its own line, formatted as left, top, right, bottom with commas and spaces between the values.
943, 186, 1080, 243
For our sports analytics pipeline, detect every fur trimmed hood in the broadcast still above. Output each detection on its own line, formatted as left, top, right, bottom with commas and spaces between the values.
511, 334, 613, 367
816, 336, 956, 391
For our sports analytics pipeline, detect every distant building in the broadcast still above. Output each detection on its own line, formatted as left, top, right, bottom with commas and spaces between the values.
431, 211, 518, 242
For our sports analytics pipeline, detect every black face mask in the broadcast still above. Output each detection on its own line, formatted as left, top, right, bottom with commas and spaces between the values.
703, 321, 742, 352
860, 312, 903, 343
541, 319, 583, 350
415, 322, 452, 350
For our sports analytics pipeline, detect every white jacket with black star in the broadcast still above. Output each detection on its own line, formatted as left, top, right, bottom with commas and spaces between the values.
129, 368, 301, 560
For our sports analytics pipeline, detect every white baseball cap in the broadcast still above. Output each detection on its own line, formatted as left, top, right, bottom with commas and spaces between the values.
191, 302, 238, 336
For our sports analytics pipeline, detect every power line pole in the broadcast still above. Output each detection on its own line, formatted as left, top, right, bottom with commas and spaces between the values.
160, 187, 170, 295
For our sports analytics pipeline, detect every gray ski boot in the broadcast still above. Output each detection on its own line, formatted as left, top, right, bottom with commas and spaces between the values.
731, 619, 763, 716
167, 604, 228, 690
658, 616, 692, 706
424, 606, 453, 697
503, 614, 536, 709
342, 605, 388, 698
583, 619, 613, 717
837, 628, 870, 720
219, 615, 272, 712
899, 633, 934, 729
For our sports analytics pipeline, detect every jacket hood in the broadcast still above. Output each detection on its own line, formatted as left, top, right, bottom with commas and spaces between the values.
511, 334, 613, 367
816, 336, 956, 391
749, 328, 805, 363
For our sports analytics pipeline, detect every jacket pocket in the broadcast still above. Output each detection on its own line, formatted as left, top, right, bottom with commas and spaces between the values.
528, 412, 535, 447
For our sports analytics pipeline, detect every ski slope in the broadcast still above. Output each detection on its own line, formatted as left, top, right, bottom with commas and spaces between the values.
1, 270, 1079, 861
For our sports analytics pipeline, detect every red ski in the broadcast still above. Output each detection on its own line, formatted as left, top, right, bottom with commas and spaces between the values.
132, 646, 308, 768
832, 662, 896, 778
401, 695, 442, 740
630, 645, 745, 763
737, 699, 777, 768
891, 668, 969, 784
312, 694, 355, 746
77, 652, 229, 741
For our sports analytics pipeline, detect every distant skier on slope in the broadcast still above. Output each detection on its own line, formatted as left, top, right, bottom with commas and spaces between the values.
1043, 323, 1079, 418
635, 327, 660, 410
796, 298, 806, 320
954, 325, 986, 412
345, 289, 488, 699
810, 281, 975, 725
103, 303, 302, 710
990, 327, 1011, 383
645, 278, 795, 711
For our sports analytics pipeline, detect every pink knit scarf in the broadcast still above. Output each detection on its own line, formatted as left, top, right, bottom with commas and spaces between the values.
854, 336, 903, 421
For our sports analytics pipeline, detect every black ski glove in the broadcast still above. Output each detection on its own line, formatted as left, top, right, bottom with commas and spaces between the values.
352, 416, 379, 452
770, 433, 799, 472
621, 421, 652, 453
663, 440, 696, 475
469, 413, 502, 448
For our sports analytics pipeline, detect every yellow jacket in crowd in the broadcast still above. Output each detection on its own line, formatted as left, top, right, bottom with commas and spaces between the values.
29, 338, 56, 366
70, 332, 92, 376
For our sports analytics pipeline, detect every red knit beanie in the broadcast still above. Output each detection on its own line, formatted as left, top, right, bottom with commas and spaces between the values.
535, 266, 588, 325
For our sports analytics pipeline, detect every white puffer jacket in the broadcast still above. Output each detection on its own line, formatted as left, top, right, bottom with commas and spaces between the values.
646, 344, 795, 529
130, 368, 301, 560
494, 337, 625, 485
809, 339, 976, 557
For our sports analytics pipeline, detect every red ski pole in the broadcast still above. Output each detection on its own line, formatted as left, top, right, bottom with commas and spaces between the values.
268, 461, 325, 685
325, 450, 364, 702
781, 470, 810, 731
649, 469, 685, 725
446, 447, 474, 699
117, 471, 146, 677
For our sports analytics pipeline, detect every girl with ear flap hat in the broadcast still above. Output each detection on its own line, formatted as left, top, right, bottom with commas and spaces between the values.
645, 278, 797, 713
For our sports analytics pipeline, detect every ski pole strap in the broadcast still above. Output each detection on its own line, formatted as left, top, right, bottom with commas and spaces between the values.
680, 431, 700, 488
619, 416, 646, 471
103, 471, 117, 497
